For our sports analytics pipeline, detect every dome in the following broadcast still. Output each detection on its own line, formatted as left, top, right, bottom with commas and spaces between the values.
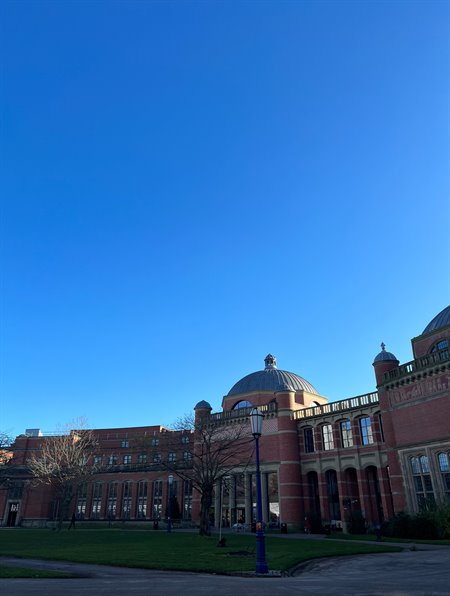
422, 305, 450, 335
373, 342, 398, 364
194, 400, 212, 410
227, 354, 318, 396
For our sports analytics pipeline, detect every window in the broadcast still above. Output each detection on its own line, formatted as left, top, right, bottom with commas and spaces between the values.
137, 481, 148, 518
181, 435, 190, 444
411, 456, 434, 509
151, 438, 159, 447
303, 428, 315, 453
152, 480, 163, 518
153, 453, 161, 463
183, 451, 191, 461
123, 455, 132, 465
107, 482, 118, 518
437, 453, 450, 503
360, 417, 374, 445
108, 454, 118, 465
138, 453, 147, 464
340, 420, 353, 448
168, 452, 176, 463
325, 470, 340, 520
121, 440, 129, 448
232, 400, 253, 410
76, 483, 87, 519
183, 480, 193, 520
93, 455, 102, 466
91, 483, 103, 519
322, 424, 334, 450
430, 339, 449, 355
122, 481, 132, 518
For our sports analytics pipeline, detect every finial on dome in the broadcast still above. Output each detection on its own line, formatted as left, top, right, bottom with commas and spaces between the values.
381, 342, 386, 351
264, 354, 277, 369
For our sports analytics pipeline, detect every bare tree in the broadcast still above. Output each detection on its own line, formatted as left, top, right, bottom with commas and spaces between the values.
166, 412, 253, 536
28, 419, 99, 530
0, 431, 13, 467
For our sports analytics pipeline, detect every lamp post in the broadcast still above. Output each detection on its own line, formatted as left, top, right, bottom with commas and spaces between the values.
249, 408, 269, 574
167, 474, 174, 533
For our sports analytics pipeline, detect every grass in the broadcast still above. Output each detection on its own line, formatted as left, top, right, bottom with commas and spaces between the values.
327, 532, 450, 545
0, 529, 400, 574
0, 565, 74, 578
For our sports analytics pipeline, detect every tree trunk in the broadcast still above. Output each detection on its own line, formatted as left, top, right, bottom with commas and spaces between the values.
199, 491, 212, 536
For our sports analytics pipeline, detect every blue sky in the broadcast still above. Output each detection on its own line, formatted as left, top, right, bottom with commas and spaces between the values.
1, 0, 449, 438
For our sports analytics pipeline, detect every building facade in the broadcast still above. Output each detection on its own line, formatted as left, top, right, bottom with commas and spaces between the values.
1, 306, 449, 530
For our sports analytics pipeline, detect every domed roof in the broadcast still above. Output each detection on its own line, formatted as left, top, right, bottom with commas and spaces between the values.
422, 305, 450, 334
373, 342, 398, 364
227, 354, 318, 396
194, 400, 212, 410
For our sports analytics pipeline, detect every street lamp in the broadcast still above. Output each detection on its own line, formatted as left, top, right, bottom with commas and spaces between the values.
249, 407, 269, 574
167, 474, 174, 533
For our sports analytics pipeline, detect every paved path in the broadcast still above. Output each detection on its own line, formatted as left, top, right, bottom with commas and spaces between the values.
1, 545, 450, 595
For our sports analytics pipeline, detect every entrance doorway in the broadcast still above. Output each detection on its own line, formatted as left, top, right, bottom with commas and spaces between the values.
7, 502, 20, 526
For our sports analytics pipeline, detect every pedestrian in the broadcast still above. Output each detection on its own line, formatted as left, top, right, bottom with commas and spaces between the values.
68, 512, 76, 530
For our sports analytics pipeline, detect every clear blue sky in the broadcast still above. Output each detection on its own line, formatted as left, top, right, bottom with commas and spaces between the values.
1, 0, 449, 438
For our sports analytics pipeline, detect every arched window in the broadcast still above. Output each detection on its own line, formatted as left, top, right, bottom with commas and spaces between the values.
340, 419, 353, 448
410, 456, 434, 509
232, 400, 253, 410
430, 339, 449, 360
437, 453, 450, 502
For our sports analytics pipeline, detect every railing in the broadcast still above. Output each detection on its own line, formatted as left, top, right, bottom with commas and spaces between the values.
209, 401, 277, 422
382, 347, 450, 383
292, 391, 379, 421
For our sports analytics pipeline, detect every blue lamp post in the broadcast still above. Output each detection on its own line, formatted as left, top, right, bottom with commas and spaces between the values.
249, 408, 269, 574
167, 474, 174, 533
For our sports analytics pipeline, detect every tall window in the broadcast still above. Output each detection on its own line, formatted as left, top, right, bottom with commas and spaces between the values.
168, 452, 176, 463
122, 481, 132, 518
152, 480, 163, 518
93, 455, 102, 466
411, 456, 434, 509
325, 470, 340, 520
360, 417, 374, 445
76, 483, 87, 519
121, 440, 129, 448
91, 483, 103, 519
108, 454, 118, 465
138, 453, 147, 464
183, 480, 193, 520
181, 435, 190, 444
137, 481, 148, 518
304, 428, 315, 453
340, 420, 353, 448
107, 482, 118, 518
322, 424, 334, 450
123, 455, 132, 465
437, 453, 450, 503
151, 438, 159, 447
183, 451, 192, 461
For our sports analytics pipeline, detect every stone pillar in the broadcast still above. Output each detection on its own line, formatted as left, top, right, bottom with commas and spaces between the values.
214, 481, 221, 528
229, 476, 236, 526
244, 473, 252, 524
261, 472, 269, 523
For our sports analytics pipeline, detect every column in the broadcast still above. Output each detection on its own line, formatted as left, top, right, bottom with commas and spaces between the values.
214, 481, 221, 528
261, 472, 269, 524
244, 473, 252, 525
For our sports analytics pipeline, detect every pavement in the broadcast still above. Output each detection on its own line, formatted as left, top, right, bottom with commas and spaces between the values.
1, 537, 450, 595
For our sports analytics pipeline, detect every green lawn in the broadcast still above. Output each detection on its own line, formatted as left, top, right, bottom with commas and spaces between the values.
327, 532, 450, 546
0, 529, 400, 574
0, 565, 74, 578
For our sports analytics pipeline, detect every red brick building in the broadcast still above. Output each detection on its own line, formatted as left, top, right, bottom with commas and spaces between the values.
1, 306, 449, 530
